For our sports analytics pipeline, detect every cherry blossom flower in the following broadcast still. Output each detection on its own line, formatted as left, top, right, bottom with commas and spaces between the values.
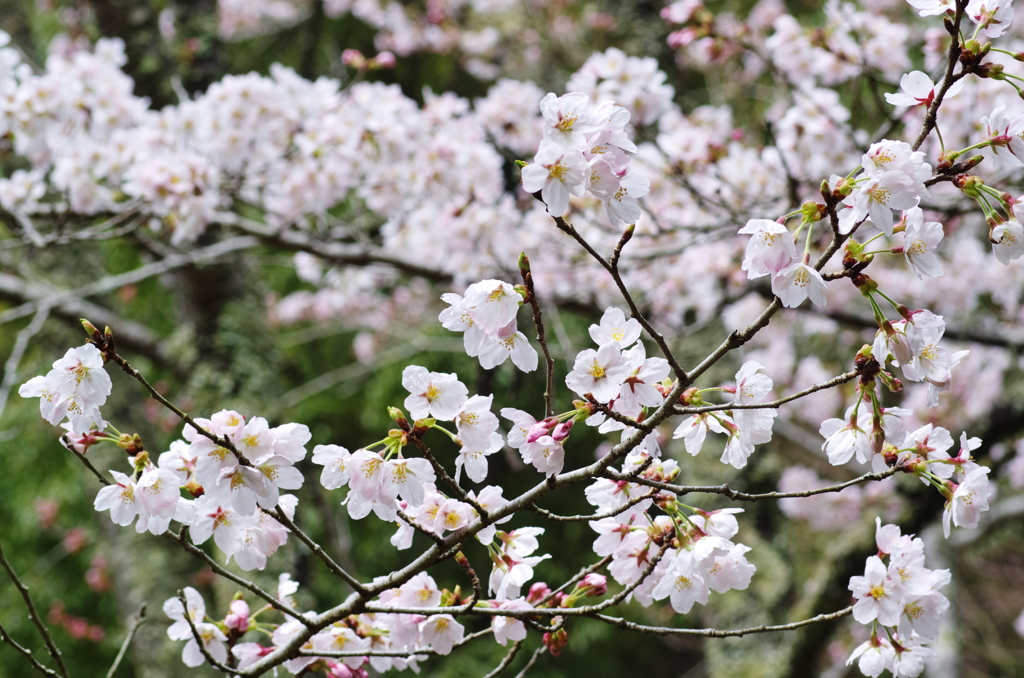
163, 588, 229, 668
820, 407, 872, 465
852, 171, 920, 235
402, 366, 468, 421
521, 141, 588, 216
966, 0, 1014, 38
418, 615, 464, 655
477, 321, 539, 372
491, 599, 531, 645
884, 70, 962, 107
311, 444, 352, 490
771, 261, 828, 308
900, 207, 943, 278
565, 342, 631, 403
538, 92, 598, 150
738, 219, 796, 279
942, 466, 993, 537
590, 307, 642, 348
991, 219, 1024, 264
982, 105, 1024, 166
850, 555, 901, 625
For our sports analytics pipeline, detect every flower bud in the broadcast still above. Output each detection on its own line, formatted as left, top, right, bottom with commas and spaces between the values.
527, 582, 552, 605
543, 628, 569, 657
518, 252, 531, 272
579, 573, 608, 597
341, 49, 366, 69
957, 175, 985, 199
551, 421, 573, 441
225, 600, 250, 632
372, 51, 396, 68
527, 418, 555, 443
80, 319, 100, 339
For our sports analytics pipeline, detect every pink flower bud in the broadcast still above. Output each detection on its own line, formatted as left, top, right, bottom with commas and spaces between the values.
526, 582, 551, 604
580, 573, 607, 596
526, 419, 554, 443
342, 49, 365, 69
225, 599, 251, 632
551, 421, 573, 442
373, 51, 396, 68
543, 628, 569, 657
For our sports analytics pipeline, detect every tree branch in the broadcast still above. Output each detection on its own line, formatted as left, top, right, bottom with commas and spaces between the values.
0, 541, 70, 678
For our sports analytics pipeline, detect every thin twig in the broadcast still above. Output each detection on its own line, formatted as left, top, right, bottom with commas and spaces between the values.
549, 213, 687, 381
454, 551, 484, 608
59, 436, 110, 485
0, 541, 69, 678
528, 491, 656, 523
177, 591, 241, 676
539, 556, 612, 606
482, 639, 523, 678
512, 645, 546, 678
0, 620, 62, 678
164, 529, 307, 623
103, 347, 246, 464
601, 466, 902, 502
300, 627, 493, 659
399, 419, 488, 516
0, 236, 260, 325
910, 0, 967, 152
270, 508, 365, 593
105, 604, 147, 678
520, 255, 556, 418
0, 304, 50, 421
594, 605, 854, 637
674, 370, 859, 414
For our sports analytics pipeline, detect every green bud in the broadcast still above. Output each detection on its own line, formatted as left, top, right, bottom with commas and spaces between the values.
80, 319, 99, 337
514, 160, 528, 168
518, 252, 530, 271
800, 200, 825, 224
959, 175, 984, 199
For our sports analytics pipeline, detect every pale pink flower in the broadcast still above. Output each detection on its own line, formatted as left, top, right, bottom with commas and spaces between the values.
521, 141, 588, 216
771, 261, 828, 308
738, 218, 796, 279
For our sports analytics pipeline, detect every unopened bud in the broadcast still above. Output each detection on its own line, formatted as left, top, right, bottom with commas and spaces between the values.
372, 50, 396, 68
341, 48, 366, 69
551, 421, 573, 441
852, 273, 878, 294
878, 370, 903, 393
527, 582, 552, 605
132, 450, 150, 473
542, 628, 569, 657
800, 200, 826, 223
185, 479, 204, 497
977, 62, 1005, 79
527, 418, 555, 443
957, 175, 984, 198
518, 252, 530, 272
80, 319, 100, 338
680, 387, 701, 405
579, 573, 608, 597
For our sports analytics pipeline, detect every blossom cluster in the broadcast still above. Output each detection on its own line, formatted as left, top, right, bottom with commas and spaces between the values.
846, 520, 951, 677
672, 361, 778, 469
521, 92, 650, 223
585, 450, 755, 614
439, 279, 538, 372
18, 344, 111, 434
